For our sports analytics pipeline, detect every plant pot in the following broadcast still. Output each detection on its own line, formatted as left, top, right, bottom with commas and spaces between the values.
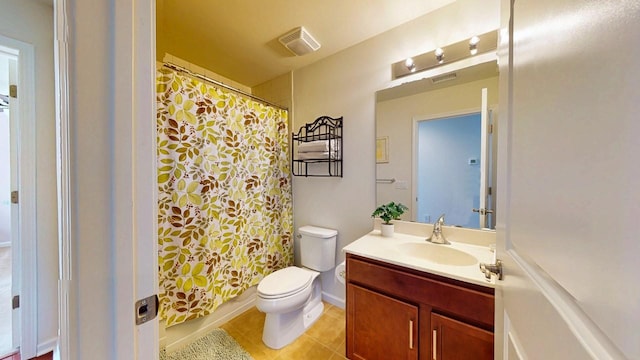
381, 223, 394, 237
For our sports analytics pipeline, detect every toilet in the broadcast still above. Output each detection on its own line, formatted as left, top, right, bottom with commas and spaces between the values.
256, 225, 338, 349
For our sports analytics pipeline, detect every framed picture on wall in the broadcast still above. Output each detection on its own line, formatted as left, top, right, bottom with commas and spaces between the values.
376, 136, 389, 163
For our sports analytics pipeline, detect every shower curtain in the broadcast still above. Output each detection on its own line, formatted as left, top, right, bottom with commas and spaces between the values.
156, 67, 293, 327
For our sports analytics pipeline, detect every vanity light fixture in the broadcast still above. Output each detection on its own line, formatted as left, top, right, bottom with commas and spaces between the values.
435, 48, 444, 64
405, 58, 416, 72
469, 36, 480, 55
390, 30, 498, 80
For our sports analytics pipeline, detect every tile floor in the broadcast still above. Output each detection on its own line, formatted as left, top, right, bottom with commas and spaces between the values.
222, 302, 347, 360
0, 297, 345, 360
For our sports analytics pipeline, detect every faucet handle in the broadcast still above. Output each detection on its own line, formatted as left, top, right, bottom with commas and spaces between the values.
479, 260, 503, 280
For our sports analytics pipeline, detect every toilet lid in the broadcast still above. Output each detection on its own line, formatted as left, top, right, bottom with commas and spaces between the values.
258, 267, 313, 298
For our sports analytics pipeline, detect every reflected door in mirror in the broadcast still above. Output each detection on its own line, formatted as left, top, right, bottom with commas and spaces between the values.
416, 112, 482, 228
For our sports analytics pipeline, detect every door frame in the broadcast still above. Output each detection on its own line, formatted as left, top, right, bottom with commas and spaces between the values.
54, 0, 158, 359
411, 107, 494, 228
53, 0, 70, 356
0, 35, 38, 359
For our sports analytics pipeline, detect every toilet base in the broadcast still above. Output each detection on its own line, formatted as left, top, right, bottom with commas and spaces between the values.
262, 284, 324, 349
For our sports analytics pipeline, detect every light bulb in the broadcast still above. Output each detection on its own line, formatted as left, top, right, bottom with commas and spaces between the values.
405, 57, 414, 67
469, 36, 480, 55
404, 57, 416, 72
434, 48, 444, 64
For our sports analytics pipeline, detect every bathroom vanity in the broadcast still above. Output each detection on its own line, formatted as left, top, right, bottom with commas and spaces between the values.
344, 230, 496, 360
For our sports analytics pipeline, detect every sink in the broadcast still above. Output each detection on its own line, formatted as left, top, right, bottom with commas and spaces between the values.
397, 242, 478, 266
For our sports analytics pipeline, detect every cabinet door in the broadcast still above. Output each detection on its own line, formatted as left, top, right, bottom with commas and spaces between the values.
347, 284, 418, 360
431, 313, 493, 360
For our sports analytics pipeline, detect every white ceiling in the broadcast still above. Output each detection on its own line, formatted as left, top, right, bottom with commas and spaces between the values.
157, 0, 455, 87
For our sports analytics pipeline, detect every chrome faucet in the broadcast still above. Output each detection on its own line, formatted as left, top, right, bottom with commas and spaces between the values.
426, 214, 450, 245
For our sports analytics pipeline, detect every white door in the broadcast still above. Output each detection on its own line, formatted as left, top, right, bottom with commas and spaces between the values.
0, 35, 37, 360
7, 53, 19, 354
0, 48, 18, 357
494, 0, 639, 359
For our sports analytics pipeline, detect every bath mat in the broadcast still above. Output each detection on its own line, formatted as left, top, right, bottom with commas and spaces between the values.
160, 329, 253, 360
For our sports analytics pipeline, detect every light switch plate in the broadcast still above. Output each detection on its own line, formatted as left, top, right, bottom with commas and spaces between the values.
395, 180, 408, 190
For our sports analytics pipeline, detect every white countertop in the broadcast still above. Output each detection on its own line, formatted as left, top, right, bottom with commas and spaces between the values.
343, 230, 497, 288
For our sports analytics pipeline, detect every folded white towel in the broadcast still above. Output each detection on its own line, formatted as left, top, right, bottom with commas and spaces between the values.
297, 140, 339, 153
296, 151, 339, 160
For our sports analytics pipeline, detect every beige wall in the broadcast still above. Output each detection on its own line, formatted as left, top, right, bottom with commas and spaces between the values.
291, 0, 500, 305
160, 54, 253, 95
0, 0, 58, 353
376, 76, 499, 221
252, 72, 293, 111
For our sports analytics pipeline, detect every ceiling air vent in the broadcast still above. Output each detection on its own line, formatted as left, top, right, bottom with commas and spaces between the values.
278, 26, 321, 56
431, 72, 457, 84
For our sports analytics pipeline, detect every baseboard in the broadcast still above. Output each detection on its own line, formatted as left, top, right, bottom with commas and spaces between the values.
322, 291, 345, 309
36, 337, 58, 357
161, 287, 257, 353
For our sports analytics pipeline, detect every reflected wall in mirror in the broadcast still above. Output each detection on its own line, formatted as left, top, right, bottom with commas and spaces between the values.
375, 60, 499, 229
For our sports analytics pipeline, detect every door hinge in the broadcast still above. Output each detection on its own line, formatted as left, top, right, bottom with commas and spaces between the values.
9, 84, 17, 98
11, 191, 18, 204
12, 295, 19, 309
488, 187, 492, 196
135, 294, 159, 325
488, 124, 494, 134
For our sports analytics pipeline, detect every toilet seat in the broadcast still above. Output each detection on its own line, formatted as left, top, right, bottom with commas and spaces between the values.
257, 267, 314, 299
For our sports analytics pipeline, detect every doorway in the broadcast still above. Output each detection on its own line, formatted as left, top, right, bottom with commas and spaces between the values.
415, 112, 483, 228
0, 32, 39, 359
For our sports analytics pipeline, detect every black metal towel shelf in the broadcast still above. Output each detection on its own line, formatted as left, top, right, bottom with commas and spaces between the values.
291, 116, 343, 177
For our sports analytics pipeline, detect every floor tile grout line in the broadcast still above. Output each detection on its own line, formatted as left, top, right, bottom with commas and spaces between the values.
220, 302, 345, 360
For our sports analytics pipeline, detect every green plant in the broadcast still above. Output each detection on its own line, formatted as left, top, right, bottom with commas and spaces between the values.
371, 202, 408, 225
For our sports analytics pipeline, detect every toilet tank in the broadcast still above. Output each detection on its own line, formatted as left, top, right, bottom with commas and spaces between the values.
299, 225, 337, 272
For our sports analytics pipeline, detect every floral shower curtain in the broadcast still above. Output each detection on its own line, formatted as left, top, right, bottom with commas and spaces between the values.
156, 67, 293, 327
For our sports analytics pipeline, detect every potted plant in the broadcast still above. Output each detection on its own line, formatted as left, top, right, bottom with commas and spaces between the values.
371, 202, 408, 237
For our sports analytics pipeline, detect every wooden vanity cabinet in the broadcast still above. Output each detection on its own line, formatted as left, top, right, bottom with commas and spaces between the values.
348, 284, 418, 359
431, 312, 493, 359
346, 254, 495, 360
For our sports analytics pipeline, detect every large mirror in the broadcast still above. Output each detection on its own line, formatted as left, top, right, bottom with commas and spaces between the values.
375, 60, 499, 230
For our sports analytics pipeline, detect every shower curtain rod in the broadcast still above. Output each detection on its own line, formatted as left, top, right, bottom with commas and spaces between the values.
162, 62, 288, 111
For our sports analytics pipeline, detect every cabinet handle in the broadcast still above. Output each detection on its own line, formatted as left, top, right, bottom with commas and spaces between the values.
409, 320, 414, 349
432, 329, 437, 360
